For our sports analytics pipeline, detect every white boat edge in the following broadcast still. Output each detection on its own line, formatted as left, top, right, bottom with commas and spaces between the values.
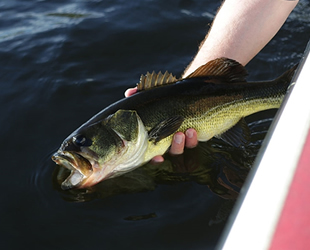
217, 40, 310, 250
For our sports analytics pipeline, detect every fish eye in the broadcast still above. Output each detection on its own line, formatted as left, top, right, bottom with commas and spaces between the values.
73, 135, 91, 147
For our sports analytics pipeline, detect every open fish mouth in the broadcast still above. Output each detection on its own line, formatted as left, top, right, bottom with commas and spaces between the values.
52, 151, 93, 190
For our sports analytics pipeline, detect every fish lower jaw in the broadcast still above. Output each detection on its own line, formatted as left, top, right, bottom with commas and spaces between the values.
56, 161, 87, 190
62, 167, 105, 190
76, 162, 133, 188
60, 163, 103, 190
52, 151, 98, 189
61, 170, 86, 190
75, 171, 107, 189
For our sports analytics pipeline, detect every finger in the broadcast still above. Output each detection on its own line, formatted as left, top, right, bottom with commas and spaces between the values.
185, 128, 198, 148
170, 132, 185, 155
151, 155, 165, 163
124, 87, 138, 97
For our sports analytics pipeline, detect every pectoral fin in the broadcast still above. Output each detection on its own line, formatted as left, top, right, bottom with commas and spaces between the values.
216, 118, 251, 147
105, 109, 140, 141
149, 116, 184, 143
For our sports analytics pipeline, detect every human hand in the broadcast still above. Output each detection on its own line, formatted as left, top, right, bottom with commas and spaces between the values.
124, 87, 138, 98
124, 87, 198, 162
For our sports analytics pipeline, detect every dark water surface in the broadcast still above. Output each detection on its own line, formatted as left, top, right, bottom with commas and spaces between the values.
1, 0, 310, 249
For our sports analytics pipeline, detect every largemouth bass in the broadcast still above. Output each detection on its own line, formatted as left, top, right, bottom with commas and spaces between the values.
52, 58, 297, 190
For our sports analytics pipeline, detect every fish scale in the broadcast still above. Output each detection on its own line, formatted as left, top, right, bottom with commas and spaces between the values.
52, 57, 297, 189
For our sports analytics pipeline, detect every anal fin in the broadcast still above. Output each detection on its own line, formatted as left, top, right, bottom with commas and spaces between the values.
216, 118, 251, 147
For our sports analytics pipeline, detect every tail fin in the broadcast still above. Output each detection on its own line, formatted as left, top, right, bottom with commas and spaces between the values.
280, 63, 298, 83
274, 63, 298, 91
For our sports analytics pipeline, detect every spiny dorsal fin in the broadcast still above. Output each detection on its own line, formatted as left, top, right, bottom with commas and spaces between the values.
186, 57, 248, 83
137, 71, 177, 92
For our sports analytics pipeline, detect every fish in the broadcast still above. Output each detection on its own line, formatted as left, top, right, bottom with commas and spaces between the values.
52, 57, 297, 190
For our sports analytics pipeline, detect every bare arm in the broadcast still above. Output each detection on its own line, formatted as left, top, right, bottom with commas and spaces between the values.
183, 0, 299, 77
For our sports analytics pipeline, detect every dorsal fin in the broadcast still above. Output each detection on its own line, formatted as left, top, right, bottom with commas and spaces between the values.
137, 71, 177, 92
186, 57, 248, 83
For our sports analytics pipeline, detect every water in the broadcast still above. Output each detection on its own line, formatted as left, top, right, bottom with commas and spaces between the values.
1, 0, 309, 249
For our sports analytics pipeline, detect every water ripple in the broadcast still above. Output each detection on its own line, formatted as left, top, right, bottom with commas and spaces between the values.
30, 150, 60, 207
0, 3, 104, 43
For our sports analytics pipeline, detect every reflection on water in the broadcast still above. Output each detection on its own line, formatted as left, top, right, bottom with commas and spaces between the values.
52, 112, 274, 205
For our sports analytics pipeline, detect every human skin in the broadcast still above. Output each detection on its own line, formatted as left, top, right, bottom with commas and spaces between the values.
183, 0, 299, 77
125, 0, 299, 162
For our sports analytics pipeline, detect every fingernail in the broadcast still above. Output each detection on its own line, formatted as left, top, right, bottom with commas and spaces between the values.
174, 134, 183, 144
124, 89, 130, 97
151, 155, 164, 163
186, 129, 194, 138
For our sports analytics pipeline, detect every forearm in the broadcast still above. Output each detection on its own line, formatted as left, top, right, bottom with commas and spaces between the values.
183, 0, 299, 77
